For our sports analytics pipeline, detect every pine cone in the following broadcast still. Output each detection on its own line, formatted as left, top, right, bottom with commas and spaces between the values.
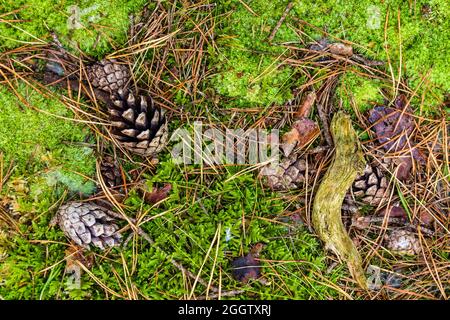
87, 59, 130, 92
348, 164, 389, 206
259, 153, 319, 191
384, 229, 420, 255
100, 155, 122, 188
56, 202, 121, 250
108, 89, 168, 157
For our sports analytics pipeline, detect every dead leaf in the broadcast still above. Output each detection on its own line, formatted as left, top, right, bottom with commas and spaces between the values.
231, 243, 263, 283
138, 183, 172, 205
281, 118, 320, 156
328, 43, 353, 57
368, 95, 424, 180
294, 91, 316, 119
380, 205, 407, 219
65, 245, 94, 269
418, 210, 434, 226
309, 39, 353, 57
368, 95, 414, 153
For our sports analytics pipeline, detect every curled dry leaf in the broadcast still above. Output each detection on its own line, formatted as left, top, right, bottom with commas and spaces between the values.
281, 118, 320, 157
65, 245, 94, 270
368, 95, 424, 181
418, 210, 434, 226
309, 39, 353, 57
328, 42, 353, 57
380, 205, 408, 220
93, 189, 126, 209
231, 243, 263, 283
294, 91, 316, 119
138, 183, 172, 205
368, 95, 414, 152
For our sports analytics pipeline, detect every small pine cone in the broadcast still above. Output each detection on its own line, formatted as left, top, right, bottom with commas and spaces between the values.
87, 59, 130, 92
349, 164, 389, 206
56, 202, 121, 250
384, 229, 420, 255
100, 155, 122, 188
108, 89, 169, 157
259, 153, 317, 191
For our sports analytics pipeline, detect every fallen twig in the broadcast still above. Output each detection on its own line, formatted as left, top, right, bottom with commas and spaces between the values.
268, 2, 294, 42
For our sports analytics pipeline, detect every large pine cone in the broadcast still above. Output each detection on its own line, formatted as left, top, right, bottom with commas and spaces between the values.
259, 153, 319, 191
56, 202, 121, 250
348, 164, 388, 206
87, 59, 130, 92
108, 89, 168, 157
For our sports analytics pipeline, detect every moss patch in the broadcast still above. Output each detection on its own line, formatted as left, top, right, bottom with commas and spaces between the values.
212, 0, 449, 112
0, 83, 96, 201
0, 0, 147, 56
212, 0, 300, 107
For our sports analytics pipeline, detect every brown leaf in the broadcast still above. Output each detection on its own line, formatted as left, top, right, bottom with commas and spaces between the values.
394, 157, 413, 181
368, 95, 424, 181
294, 91, 316, 119
380, 206, 407, 219
139, 183, 172, 205
231, 243, 264, 283
65, 245, 94, 269
92, 190, 126, 209
281, 118, 320, 156
328, 43, 353, 57
419, 210, 434, 226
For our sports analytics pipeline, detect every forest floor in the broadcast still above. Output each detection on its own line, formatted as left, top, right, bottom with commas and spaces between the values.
0, 0, 449, 299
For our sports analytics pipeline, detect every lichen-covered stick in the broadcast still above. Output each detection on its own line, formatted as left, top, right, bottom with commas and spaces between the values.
312, 111, 367, 289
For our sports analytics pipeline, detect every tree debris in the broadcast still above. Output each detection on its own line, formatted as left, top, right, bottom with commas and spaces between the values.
231, 243, 264, 283
368, 95, 424, 181
294, 91, 316, 119
384, 229, 420, 256
281, 118, 320, 157
137, 182, 172, 205
312, 111, 367, 289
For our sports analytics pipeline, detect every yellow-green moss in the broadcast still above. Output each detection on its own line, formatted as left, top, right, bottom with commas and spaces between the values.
0, 83, 96, 198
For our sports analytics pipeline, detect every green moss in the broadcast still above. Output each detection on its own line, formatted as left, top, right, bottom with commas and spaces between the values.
0, 155, 344, 299
0, 0, 147, 56
291, 0, 449, 112
212, 0, 448, 112
0, 0, 448, 300
0, 83, 96, 200
338, 72, 383, 113
212, 0, 300, 106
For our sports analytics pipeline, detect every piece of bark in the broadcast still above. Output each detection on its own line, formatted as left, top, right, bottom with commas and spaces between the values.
312, 111, 367, 289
